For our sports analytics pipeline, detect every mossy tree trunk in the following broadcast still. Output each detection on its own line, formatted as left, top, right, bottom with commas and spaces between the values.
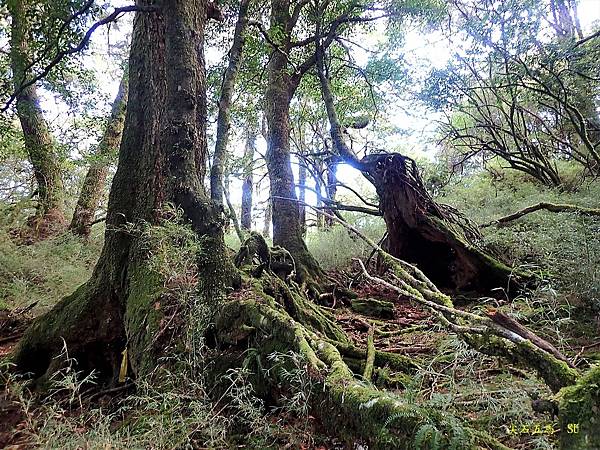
8, 0, 66, 237
264, 0, 325, 282
13, 0, 231, 385
70, 72, 129, 237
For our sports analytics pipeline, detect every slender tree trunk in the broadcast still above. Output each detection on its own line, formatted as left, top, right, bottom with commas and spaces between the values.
241, 126, 256, 231
70, 72, 129, 237
9, 0, 66, 237
298, 160, 307, 236
314, 158, 325, 229
325, 157, 338, 228
210, 0, 250, 206
225, 175, 244, 243
263, 198, 272, 238
13, 0, 232, 385
265, 0, 323, 281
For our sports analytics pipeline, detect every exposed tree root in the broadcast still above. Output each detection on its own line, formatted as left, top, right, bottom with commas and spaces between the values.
215, 278, 510, 449
557, 364, 600, 449
362, 325, 375, 381
481, 202, 600, 228
301, 206, 579, 393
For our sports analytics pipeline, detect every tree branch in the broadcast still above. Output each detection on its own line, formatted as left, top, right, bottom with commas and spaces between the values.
481, 202, 600, 227
2, 4, 159, 112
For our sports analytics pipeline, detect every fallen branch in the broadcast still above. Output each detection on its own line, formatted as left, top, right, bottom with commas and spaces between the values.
481, 202, 600, 227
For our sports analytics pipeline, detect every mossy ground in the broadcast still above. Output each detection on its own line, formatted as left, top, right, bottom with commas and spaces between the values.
1, 173, 599, 449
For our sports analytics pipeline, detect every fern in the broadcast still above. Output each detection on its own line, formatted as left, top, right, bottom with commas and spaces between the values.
414, 423, 442, 449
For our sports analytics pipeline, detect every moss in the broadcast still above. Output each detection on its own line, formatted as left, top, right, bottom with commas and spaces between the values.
123, 259, 166, 377
214, 275, 512, 449
12, 275, 126, 387
311, 338, 506, 450
466, 333, 578, 392
558, 364, 600, 450
351, 298, 395, 319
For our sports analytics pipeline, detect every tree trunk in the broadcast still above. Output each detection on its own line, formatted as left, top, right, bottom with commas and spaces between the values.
314, 158, 325, 229
265, 0, 324, 282
370, 154, 525, 291
9, 0, 66, 238
263, 197, 272, 238
13, 0, 232, 385
210, 0, 250, 206
240, 126, 256, 231
325, 156, 338, 228
70, 72, 129, 237
225, 174, 244, 243
298, 159, 307, 236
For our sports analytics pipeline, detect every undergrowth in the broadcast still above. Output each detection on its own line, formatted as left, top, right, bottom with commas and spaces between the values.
0, 218, 103, 314
440, 171, 600, 335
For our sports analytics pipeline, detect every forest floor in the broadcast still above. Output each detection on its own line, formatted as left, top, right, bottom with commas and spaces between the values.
1, 172, 600, 449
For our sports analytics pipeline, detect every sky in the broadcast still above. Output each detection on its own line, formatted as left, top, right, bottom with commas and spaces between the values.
31, 0, 600, 232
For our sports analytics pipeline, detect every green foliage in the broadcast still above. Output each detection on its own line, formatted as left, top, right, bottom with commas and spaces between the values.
0, 219, 102, 314
306, 216, 386, 270
441, 170, 600, 315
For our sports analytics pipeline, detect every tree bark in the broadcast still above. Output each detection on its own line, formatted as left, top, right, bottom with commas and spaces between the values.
13, 0, 232, 385
265, 0, 324, 281
9, 0, 66, 238
325, 156, 338, 228
210, 0, 250, 206
240, 126, 256, 231
225, 174, 244, 243
70, 72, 129, 237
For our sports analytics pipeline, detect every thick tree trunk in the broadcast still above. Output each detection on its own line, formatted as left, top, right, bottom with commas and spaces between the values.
370, 154, 526, 291
240, 127, 256, 231
9, 0, 66, 237
70, 73, 128, 237
13, 0, 232, 385
265, 0, 324, 281
210, 0, 250, 206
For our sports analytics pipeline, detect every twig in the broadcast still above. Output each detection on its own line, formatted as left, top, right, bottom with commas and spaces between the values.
0, 333, 24, 344
3, 5, 159, 112
86, 382, 135, 402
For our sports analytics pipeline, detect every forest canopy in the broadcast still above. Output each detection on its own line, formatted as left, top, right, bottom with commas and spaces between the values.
0, 0, 599, 449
